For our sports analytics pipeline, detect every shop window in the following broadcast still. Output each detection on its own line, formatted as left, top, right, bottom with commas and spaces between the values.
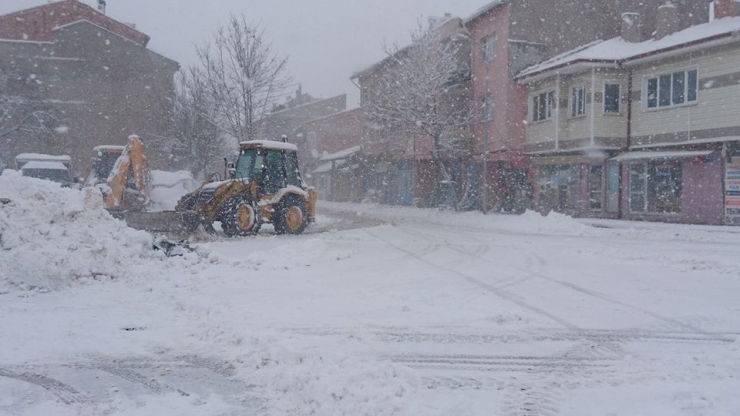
589, 165, 603, 211
556, 166, 578, 210
629, 160, 682, 213
650, 160, 682, 213
629, 163, 648, 212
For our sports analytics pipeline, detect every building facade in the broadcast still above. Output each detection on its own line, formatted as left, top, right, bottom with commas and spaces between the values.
0, 0, 179, 176
518, 0, 740, 225
299, 108, 364, 202
352, 16, 473, 207
465, 0, 711, 213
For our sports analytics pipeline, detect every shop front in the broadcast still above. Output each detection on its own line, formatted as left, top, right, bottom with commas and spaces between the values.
617, 150, 725, 225
531, 154, 618, 218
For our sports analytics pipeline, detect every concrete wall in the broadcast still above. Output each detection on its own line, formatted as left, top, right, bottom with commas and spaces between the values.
0, 20, 178, 176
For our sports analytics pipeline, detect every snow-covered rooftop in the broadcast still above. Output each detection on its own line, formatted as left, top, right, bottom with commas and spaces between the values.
15, 153, 72, 162
93, 145, 126, 152
518, 16, 740, 80
20, 161, 70, 171
465, 0, 509, 23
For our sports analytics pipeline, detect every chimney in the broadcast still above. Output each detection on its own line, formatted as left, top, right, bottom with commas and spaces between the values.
97, 0, 106, 14
715, 0, 739, 19
655, 3, 679, 40
296, 85, 302, 100
621, 12, 643, 43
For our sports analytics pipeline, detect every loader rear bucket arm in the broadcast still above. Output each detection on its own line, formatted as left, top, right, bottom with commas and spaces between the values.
105, 135, 149, 209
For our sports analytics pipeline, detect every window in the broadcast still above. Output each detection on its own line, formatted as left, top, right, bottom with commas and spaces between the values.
531, 90, 554, 122
483, 35, 496, 63
629, 160, 683, 213
570, 85, 586, 117
589, 165, 603, 211
645, 69, 698, 109
604, 83, 621, 114
650, 161, 682, 213
482, 93, 494, 121
284, 152, 302, 187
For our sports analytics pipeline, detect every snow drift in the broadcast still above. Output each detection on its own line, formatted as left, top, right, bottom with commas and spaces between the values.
0, 170, 156, 291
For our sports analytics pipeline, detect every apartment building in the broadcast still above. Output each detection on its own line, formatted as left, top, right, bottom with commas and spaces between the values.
518, 0, 740, 225
0, 0, 179, 175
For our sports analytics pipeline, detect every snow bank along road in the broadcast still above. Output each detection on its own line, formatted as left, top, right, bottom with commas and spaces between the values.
2, 178, 740, 414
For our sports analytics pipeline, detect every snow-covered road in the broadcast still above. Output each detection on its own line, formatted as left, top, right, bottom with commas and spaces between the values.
2, 197, 740, 415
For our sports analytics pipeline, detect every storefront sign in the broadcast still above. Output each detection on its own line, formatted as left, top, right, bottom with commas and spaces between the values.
726, 162, 740, 223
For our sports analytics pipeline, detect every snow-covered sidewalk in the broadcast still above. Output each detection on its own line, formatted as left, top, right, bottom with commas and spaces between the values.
2, 177, 740, 415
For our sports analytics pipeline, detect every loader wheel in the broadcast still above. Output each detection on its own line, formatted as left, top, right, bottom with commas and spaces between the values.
220, 194, 260, 237
176, 193, 197, 211
273, 195, 308, 235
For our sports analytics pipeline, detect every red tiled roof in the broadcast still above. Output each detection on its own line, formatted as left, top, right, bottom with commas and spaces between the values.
0, 0, 149, 46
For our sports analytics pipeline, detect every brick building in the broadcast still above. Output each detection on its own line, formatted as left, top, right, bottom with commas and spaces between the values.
299, 108, 364, 201
0, 0, 179, 176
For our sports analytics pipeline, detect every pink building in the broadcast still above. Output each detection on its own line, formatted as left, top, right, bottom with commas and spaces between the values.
465, 0, 711, 212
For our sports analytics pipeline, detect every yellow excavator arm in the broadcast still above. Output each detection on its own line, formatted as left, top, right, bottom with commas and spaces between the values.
105, 135, 150, 209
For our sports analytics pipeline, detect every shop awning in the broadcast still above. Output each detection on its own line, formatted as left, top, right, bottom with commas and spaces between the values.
532, 155, 607, 166
320, 146, 361, 162
313, 159, 347, 174
611, 150, 712, 161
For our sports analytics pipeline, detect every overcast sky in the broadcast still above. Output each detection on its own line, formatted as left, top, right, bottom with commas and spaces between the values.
0, 0, 484, 107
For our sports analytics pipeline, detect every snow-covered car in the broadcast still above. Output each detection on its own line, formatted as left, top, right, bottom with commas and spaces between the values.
20, 161, 79, 188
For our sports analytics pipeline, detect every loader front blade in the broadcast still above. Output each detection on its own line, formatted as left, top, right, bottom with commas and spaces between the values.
109, 210, 209, 234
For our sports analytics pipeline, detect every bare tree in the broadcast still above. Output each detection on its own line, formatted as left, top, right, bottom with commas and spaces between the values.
149, 67, 231, 179
0, 87, 63, 167
196, 15, 292, 142
364, 21, 473, 207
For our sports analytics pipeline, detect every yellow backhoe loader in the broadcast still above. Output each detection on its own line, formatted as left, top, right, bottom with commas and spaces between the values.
88, 135, 203, 234
175, 140, 317, 237
91, 137, 316, 236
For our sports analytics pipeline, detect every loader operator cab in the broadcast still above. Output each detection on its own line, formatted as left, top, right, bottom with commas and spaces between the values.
234, 146, 303, 194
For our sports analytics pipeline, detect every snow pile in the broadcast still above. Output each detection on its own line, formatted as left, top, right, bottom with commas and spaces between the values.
238, 337, 425, 416
512, 209, 592, 235
149, 170, 200, 211
0, 170, 155, 291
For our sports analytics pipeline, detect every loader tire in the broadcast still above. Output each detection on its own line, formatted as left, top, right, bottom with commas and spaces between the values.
176, 193, 197, 211
273, 195, 308, 235
220, 194, 260, 237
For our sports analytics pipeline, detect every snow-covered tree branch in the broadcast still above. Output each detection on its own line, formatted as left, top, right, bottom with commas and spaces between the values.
195, 15, 292, 142
363, 21, 473, 206
0, 73, 64, 164
149, 67, 231, 179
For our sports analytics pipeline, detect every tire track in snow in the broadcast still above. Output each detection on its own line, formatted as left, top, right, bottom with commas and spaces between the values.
363, 228, 581, 331
398, 223, 733, 341
0, 368, 89, 405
